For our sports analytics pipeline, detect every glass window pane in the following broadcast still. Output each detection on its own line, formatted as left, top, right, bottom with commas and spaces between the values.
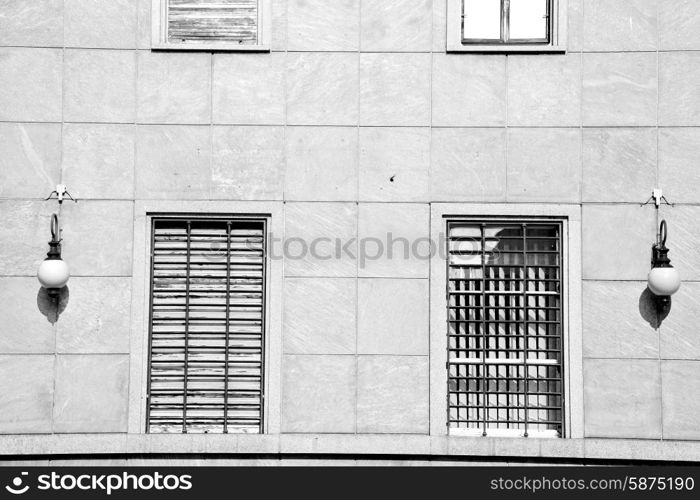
463, 0, 501, 40
509, 0, 548, 40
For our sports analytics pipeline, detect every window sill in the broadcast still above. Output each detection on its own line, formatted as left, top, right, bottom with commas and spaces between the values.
152, 42, 270, 52
447, 43, 566, 54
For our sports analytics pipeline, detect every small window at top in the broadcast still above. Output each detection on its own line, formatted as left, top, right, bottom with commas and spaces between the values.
447, 0, 566, 53
152, 0, 271, 51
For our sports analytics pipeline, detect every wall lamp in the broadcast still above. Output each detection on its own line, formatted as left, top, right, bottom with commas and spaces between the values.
647, 220, 681, 312
37, 214, 70, 299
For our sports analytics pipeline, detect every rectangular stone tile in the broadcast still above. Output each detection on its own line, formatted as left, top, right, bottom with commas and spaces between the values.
212, 53, 284, 125
583, 0, 657, 51
357, 203, 430, 278
582, 281, 659, 359
507, 54, 581, 126
430, 128, 506, 202
135, 125, 211, 199
582, 52, 657, 126
583, 359, 661, 439
53, 354, 129, 433
137, 52, 211, 124
211, 126, 284, 200
56, 278, 131, 354
0, 0, 63, 46
358, 278, 428, 356
432, 0, 446, 52
659, 128, 700, 204
357, 356, 429, 434
285, 126, 358, 201
506, 128, 581, 202
64, 49, 136, 123
659, 0, 700, 50
0, 123, 61, 198
582, 205, 655, 280
60, 200, 134, 277
662, 206, 700, 281
136, 0, 151, 49
360, 53, 431, 126
0, 48, 62, 122
361, 0, 432, 51
284, 278, 356, 355
284, 203, 357, 277
62, 124, 135, 199
0, 200, 54, 276
288, 0, 359, 51
271, 0, 287, 51
582, 128, 657, 203
286, 52, 359, 126
432, 54, 506, 127
662, 360, 700, 440
0, 355, 54, 433
65, 0, 137, 49
659, 52, 700, 126
281, 354, 356, 433
0, 278, 55, 354
660, 282, 700, 360
359, 127, 429, 202
567, 0, 583, 51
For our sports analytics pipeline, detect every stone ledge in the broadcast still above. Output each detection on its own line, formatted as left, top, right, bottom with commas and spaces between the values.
1, 435, 699, 462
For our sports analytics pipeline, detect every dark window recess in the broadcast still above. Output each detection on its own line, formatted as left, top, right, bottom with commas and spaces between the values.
462, 0, 551, 45
147, 217, 266, 434
447, 220, 564, 437
168, 0, 259, 44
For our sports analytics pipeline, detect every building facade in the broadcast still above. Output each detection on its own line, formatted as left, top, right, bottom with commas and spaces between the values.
1, 0, 700, 465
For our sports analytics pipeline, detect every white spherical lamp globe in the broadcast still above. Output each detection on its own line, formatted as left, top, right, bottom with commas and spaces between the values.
648, 266, 681, 297
38, 259, 70, 289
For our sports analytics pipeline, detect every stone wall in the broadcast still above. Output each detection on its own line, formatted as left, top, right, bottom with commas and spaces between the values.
1, 0, 699, 456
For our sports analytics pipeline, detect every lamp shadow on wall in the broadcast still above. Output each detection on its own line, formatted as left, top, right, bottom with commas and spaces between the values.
638, 288, 670, 329
37, 287, 69, 324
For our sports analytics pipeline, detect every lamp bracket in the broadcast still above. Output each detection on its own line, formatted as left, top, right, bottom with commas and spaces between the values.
45, 184, 77, 204
641, 188, 673, 209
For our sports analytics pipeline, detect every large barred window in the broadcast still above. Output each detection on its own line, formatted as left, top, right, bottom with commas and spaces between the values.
146, 216, 267, 434
447, 219, 564, 438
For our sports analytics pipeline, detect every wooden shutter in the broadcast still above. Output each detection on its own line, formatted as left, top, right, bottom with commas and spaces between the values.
167, 0, 259, 44
147, 217, 266, 434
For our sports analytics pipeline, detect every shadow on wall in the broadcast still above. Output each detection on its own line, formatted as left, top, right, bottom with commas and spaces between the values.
638, 288, 670, 329
37, 287, 69, 324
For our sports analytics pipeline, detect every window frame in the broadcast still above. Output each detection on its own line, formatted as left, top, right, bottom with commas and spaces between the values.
151, 0, 272, 52
447, 0, 567, 53
429, 204, 582, 439
128, 201, 283, 436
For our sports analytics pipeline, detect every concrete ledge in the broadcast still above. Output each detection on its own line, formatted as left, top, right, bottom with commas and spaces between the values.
0, 435, 699, 462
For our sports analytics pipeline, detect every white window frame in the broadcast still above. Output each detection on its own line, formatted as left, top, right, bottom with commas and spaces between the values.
128, 201, 283, 436
151, 0, 272, 52
446, 0, 567, 53
429, 204, 583, 439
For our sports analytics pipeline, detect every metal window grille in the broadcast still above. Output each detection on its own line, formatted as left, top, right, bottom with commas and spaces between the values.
461, 0, 552, 45
167, 0, 260, 44
446, 220, 564, 438
146, 217, 267, 434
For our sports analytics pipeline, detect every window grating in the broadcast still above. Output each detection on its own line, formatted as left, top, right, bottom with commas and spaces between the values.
146, 217, 266, 434
446, 220, 564, 437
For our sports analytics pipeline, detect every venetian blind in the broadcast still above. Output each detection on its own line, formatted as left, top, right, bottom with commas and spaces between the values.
167, 0, 259, 44
147, 218, 266, 434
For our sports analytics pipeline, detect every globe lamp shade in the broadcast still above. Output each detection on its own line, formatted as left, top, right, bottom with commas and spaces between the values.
38, 259, 70, 290
648, 266, 681, 297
